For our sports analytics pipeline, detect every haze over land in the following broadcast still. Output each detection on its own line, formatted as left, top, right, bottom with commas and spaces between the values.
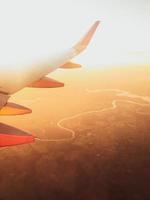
0, 65, 150, 200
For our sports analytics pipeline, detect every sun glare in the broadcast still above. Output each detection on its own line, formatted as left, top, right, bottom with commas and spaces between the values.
0, 0, 149, 67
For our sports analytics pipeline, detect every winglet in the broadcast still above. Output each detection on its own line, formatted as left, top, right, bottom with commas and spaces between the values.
73, 20, 100, 55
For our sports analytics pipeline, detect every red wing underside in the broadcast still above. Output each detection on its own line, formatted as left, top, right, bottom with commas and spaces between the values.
0, 123, 35, 147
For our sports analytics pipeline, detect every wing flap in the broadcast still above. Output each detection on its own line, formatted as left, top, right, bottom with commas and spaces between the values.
0, 123, 34, 147
0, 102, 32, 115
60, 62, 81, 69
28, 77, 64, 88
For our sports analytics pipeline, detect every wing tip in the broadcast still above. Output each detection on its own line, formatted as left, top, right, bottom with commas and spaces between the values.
95, 20, 101, 26
73, 20, 101, 54
81, 20, 101, 46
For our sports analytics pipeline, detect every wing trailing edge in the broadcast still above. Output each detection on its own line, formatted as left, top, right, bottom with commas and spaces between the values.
60, 62, 81, 69
28, 77, 64, 88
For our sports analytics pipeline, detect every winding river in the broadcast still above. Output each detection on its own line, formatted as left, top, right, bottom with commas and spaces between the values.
36, 88, 150, 143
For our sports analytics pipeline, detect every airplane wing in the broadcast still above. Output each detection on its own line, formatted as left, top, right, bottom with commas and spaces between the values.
27, 20, 100, 89
0, 20, 100, 147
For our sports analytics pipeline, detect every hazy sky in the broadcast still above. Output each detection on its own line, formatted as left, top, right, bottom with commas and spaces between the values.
0, 0, 150, 66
